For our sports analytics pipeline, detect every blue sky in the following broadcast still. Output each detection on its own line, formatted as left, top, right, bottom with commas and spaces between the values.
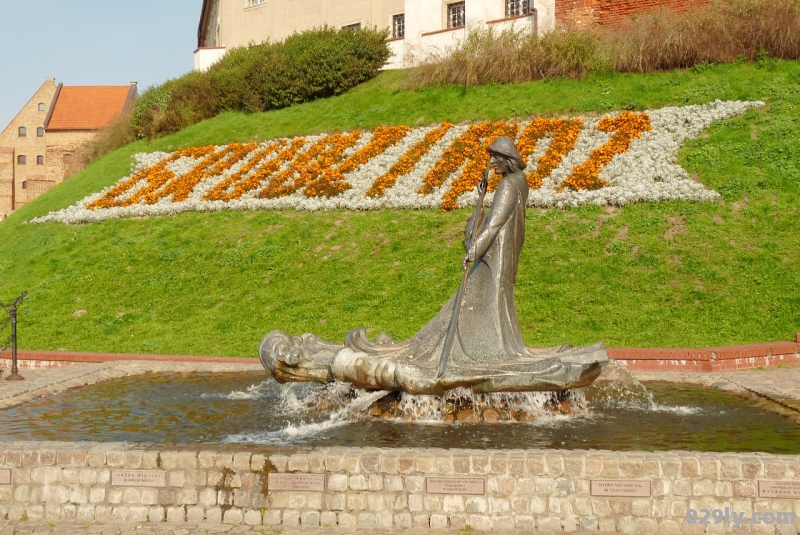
0, 0, 203, 130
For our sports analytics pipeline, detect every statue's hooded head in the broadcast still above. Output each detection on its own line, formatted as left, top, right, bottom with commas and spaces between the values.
487, 137, 526, 172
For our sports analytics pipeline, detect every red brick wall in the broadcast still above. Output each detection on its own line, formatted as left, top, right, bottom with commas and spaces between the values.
556, 0, 712, 27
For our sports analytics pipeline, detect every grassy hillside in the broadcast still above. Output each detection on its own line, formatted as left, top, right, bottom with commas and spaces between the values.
0, 61, 798, 357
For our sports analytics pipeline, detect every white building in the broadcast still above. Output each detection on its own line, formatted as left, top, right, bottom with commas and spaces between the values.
195, 0, 551, 71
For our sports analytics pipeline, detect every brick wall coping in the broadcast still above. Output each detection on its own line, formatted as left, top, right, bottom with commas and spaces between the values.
1, 350, 256, 365
3, 339, 798, 365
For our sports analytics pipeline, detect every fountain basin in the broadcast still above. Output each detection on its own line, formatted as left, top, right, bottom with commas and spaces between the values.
1, 372, 799, 454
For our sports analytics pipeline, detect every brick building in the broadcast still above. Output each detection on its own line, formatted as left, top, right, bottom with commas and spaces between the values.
196, 0, 711, 70
0, 79, 137, 220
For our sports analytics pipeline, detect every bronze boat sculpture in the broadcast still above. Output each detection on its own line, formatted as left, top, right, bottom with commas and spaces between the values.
260, 136, 608, 395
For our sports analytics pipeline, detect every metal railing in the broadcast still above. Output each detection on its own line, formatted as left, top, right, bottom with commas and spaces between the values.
0, 291, 27, 381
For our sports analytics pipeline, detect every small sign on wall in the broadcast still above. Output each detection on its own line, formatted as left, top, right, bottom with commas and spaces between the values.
268, 473, 326, 492
110, 470, 167, 487
758, 481, 800, 499
590, 480, 652, 497
0, 468, 11, 485
425, 477, 486, 495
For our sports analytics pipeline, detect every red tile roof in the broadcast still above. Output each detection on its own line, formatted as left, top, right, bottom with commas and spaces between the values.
46, 85, 135, 131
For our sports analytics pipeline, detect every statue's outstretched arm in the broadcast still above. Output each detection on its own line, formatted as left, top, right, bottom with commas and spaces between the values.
467, 180, 516, 261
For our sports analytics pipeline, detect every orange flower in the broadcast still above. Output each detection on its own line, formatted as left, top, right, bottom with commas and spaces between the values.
366, 123, 453, 197
312, 125, 411, 198
203, 139, 290, 201
440, 121, 520, 211
559, 111, 651, 192
520, 118, 584, 190
258, 132, 362, 199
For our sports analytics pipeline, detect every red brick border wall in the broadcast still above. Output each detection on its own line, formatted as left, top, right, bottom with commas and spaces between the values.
2, 340, 799, 372
556, 0, 712, 27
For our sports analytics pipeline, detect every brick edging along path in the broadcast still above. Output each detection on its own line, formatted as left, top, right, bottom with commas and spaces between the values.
1, 334, 799, 372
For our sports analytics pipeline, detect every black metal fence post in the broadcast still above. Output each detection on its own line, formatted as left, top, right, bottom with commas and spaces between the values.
1, 291, 27, 381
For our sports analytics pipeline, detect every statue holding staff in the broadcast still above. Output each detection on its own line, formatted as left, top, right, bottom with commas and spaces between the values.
261, 136, 608, 395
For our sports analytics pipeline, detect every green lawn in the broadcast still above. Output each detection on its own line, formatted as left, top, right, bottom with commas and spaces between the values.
0, 61, 798, 357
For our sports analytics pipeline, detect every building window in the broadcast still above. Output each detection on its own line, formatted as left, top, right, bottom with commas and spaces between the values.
248, 0, 266, 5
393, 14, 405, 38
37, 127, 45, 137
17, 155, 26, 165
38, 103, 46, 111
447, 2, 466, 28
22, 181, 28, 190
341, 23, 361, 32
506, 0, 532, 17
37, 155, 44, 165
18, 127, 26, 137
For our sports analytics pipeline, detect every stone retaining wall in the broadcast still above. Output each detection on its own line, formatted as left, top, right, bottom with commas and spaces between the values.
1, 443, 798, 533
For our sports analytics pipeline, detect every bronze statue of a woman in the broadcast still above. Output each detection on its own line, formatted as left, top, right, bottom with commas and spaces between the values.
260, 137, 608, 395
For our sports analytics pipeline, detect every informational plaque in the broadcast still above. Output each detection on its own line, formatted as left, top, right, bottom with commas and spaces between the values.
268, 473, 326, 492
426, 477, 485, 495
0, 468, 11, 485
591, 480, 652, 497
111, 470, 167, 487
758, 480, 800, 499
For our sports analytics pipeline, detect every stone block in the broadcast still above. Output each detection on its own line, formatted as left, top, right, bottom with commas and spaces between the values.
62, 467, 78, 485
415, 454, 435, 473
232, 452, 251, 472
680, 457, 701, 478
453, 455, 470, 474
742, 459, 762, 479
450, 513, 469, 528
307, 452, 325, 473
546, 455, 565, 476
714, 481, 733, 497
406, 475, 424, 492
14, 485, 29, 502
408, 493, 424, 512
122, 451, 142, 469
97, 468, 111, 485
516, 515, 536, 530
472, 455, 490, 474
700, 459, 720, 479
319, 510, 336, 527
205, 507, 222, 523
126, 506, 148, 522
659, 519, 683, 534
489, 455, 507, 475
106, 450, 125, 468
347, 493, 367, 511
301, 510, 320, 526
59, 504, 78, 520
564, 456, 584, 476
444, 495, 466, 513
494, 515, 515, 530
424, 494, 442, 512
337, 512, 356, 527
168, 470, 185, 488
538, 516, 562, 531
326, 493, 346, 510
394, 512, 411, 529
343, 454, 361, 473
489, 497, 511, 514
434, 455, 452, 474
673, 479, 692, 496
530, 496, 547, 515
429, 513, 448, 529
79, 468, 97, 486
356, 512, 375, 527
87, 451, 105, 468
619, 460, 644, 478
361, 454, 380, 473
327, 473, 348, 492
384, 474, 403, 491
21, 451, 39, 468
186, 507, 203, 523
287, 454, 309, 472
412, 514, 431, 528
616, 515, 637, 534
223, 509, 243, 524
734, 480, 756, 497
579, 516, 599, 532
465, 496, 488, 514
367, 493, 385, 511
107, 488, 123, 504
88, 487, 105, 504
76, 505, 95, 522
122, 487, 141, 504
635, 517, 659, 533
349, 473, 367, 490
69, 486, 88, 504
325, 453, 343, 472
570, 496, 591, 516
146, 506, 164, 522
720, 457, 742, 478
693, 478, 714, 496
166, 506, 185, 522
398, 455, 414, 474
198, 487, 217, 506
631, 498, 650, 516
141, 452, 159, 469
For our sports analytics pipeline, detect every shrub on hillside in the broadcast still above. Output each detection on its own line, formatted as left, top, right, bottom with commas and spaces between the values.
407, 0, 800, 87
132, 26, 390, 139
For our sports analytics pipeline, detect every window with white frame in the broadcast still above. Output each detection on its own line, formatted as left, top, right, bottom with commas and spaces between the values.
248, 0, 266, 6
392, 14, 405, 38
447, 2, 466, 28
38, 103, 46, 111
506, 0, 532, 17
342, 22, 361, 32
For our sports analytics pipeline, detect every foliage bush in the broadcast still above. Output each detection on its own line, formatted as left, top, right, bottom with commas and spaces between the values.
132, 26, 390, 139
407, 0, 800, 87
